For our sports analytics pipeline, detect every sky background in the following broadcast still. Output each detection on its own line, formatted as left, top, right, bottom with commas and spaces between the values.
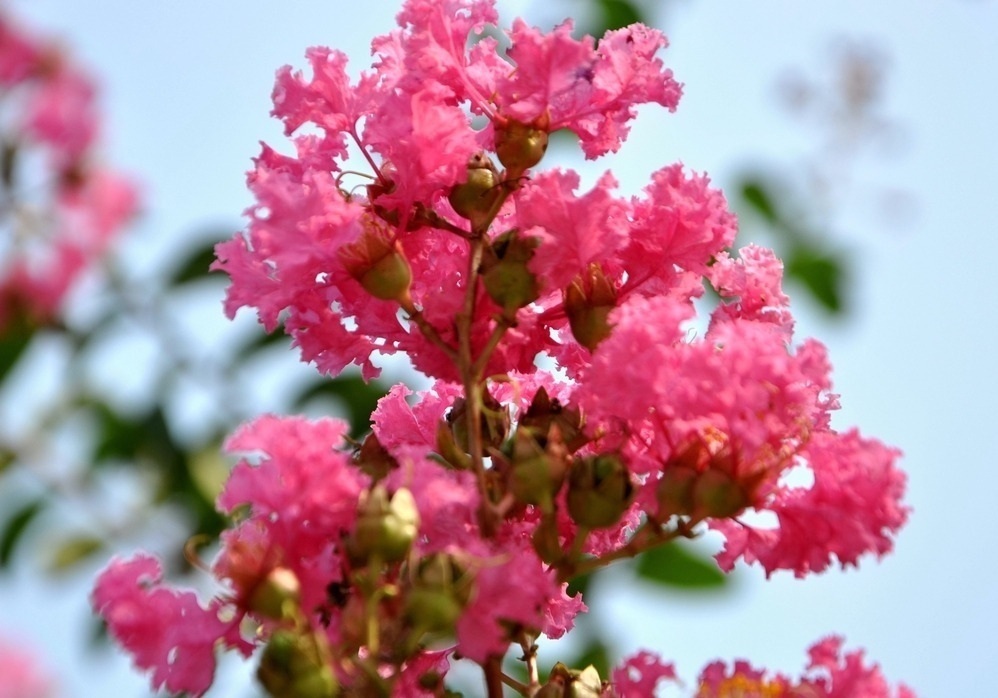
1, 1, 997, 695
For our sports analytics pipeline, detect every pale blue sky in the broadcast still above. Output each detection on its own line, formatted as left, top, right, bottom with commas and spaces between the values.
2, 1, 996, 695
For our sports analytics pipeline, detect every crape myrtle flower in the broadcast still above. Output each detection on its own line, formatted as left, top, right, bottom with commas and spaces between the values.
0, 10, 137, 331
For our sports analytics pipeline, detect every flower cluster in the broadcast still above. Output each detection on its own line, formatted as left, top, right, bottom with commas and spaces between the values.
0, 635, 56, 698
0, 11, 137, 330
610, 637, 915, 697
93, 1, 912, 696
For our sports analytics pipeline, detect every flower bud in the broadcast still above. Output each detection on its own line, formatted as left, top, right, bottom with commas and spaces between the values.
480, 229, 540, 318
435, 419, 472, 470
568, 665, 603, 698
692, 469, 748, 519
495, 119, 549, 175
564, 263, 617, 351
249, 567, 302, 621
508, 428, 569, 513
404, 554, 471, 636
519, 387, 587, 453
656, 466, 698, 519
353, 432, 399, 482
348, 485, 419, 564
257, 630, 339, 698
531, 514, 563, 565
567, 454, 634, 529
447, 392, 509, 454
538, 663, 603, 698
338, 226, 412, 304
448, 152, 501, 228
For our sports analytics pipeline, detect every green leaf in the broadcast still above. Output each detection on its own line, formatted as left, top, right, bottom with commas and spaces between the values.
634, 540, 727, 590
165, 240, 224, 287
785, 246, 846, 314
46, 534, 105, 573
596, 0, 644, 30
292, 375, 390, 438
0, 314, 34, 385
739, 179, 780, 224
567, 637, 612, 681
0, 498, 45, 569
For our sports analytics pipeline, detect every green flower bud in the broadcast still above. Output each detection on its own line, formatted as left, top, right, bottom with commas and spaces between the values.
353, 432, 398, 482
568, 665, 603, 698
349, 485, 419, 564
338, 227, 412, 304
435, 419, 473, 470
508, 428, 568, 513
656, 466, 698, 519
257, 630, 339, 698
693, 469, 748, 519
404, 554, 472, 637
495, 119, 549, 175
531, 514, 563, 565
480, 229, 540, 318
567, 454, 634, 529
519, 387, 587, 453
447, 392, 509, 453
564, 263, 617, 351
249, 567, 302, 621
448, 152, 501, 228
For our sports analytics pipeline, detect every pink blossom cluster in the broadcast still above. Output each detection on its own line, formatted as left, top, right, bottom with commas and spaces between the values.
0, 12, 137, 331
92, 1, 912, 696
0, 635, 56, 698
611, 637, 915, 697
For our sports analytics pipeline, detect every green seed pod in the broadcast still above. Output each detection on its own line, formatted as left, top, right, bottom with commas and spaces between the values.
567, 454, 634, 529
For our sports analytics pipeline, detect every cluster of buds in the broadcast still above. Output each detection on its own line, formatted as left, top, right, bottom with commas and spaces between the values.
94, 1, 913, 696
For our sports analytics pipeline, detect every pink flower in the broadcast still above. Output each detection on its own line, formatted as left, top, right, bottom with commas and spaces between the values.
0, 636, 56, 698
609, 651, 677, 697
91, 554, 250, 697
708, 245, 794, 334
518, 169, 630, 293
0, 10, 137, 331
695, 636, 916, 697
455, 547, 562, 663
0, 15, 42, 86
712, 430, 909, 578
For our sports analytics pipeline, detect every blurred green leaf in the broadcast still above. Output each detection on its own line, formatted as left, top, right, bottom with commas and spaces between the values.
634, 541, 727, 590
740, 179, 779, 224
785, 246, 846, 313
0, 314, 33, 385
567, 636, 612, 681
46, 534, 105, 573
234, 325, 290, 363
0, 498, 45, 569
293, 375, 390, 438
165, 239, 225, 287
596, 0, 644, 30
566, 570, 593, 601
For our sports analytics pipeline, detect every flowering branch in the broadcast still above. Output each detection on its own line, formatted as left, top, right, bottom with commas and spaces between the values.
90, 1, 914, 696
